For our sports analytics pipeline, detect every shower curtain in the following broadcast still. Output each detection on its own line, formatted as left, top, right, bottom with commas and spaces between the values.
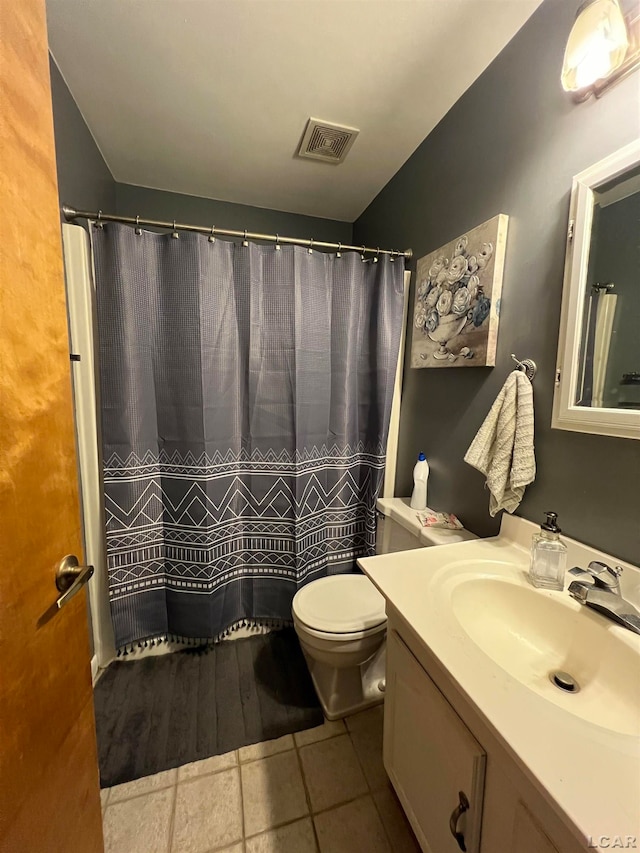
577, 289, 618, 408
92, 224, 404, 650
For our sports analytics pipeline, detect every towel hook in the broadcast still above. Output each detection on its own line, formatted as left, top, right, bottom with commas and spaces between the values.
511, 353, 537, 382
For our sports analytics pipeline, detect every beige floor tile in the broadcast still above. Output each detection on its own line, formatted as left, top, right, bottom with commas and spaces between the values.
373, 785, 421, 852
293, 719, 345, 748
109, 768, 178, 803
314, 796, 390, 853
171, 767, 243, 853
103, 787, 174, 853
245, 817, 317, 853
348, 713, 388, 791
298, 734, 367, 813
177, 750, 237, 781
101, 788, 110, 808
241, 750, 308, 836
239, 734, 294, 763
213, 845, 243, 853
344, 705, 384, 734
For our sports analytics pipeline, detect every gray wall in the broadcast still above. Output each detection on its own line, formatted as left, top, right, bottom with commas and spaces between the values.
49, 57, 116, 214
115, 184, 352, 246
354, 0, 640, 563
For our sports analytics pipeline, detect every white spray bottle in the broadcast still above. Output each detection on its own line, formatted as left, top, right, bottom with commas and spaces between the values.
410, 452, 429, 510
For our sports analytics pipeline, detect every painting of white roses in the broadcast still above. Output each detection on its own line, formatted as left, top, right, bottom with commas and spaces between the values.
411, 214, 509, 368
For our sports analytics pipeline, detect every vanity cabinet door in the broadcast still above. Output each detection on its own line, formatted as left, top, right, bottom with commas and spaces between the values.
385, 630, 486, 853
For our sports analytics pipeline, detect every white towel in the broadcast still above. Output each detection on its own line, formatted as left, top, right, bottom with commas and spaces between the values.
464, 371, 535, 516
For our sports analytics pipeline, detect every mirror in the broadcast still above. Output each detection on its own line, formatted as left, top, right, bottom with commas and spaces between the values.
553, 139, 640, 440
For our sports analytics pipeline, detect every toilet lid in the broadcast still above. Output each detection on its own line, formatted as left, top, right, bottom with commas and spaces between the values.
293, 575, 386, 634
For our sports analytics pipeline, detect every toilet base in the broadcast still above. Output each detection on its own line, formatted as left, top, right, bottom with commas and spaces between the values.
304, 642, 386, 720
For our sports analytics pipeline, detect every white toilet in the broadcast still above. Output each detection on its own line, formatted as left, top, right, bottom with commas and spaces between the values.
292, 574, 388, 720
292, 510, 424, 720
293, 501, 477, 719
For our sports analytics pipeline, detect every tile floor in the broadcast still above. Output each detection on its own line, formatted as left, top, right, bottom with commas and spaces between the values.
101, 706, 421, 853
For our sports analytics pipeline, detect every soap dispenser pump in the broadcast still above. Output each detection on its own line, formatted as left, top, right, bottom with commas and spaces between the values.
529, 511, 567, 591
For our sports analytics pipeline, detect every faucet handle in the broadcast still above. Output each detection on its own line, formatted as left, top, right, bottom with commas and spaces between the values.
585, 561, 622, 591
587, 560, 611, 573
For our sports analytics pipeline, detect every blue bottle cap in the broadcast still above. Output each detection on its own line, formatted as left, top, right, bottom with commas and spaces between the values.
418, 452, 426, 461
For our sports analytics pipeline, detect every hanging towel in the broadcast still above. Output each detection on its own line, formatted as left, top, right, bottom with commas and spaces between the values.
464, 371, 535, 516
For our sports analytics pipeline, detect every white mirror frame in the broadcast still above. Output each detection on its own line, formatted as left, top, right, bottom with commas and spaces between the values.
552, 138, 640, 441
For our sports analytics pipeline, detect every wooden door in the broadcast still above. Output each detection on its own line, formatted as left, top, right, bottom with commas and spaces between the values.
0, 1, 104, 851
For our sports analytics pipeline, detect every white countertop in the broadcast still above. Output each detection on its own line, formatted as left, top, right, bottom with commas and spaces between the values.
359, 515, 640, 850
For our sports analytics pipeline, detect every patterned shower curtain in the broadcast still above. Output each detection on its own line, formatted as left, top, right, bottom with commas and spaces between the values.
92, 223, 404, 651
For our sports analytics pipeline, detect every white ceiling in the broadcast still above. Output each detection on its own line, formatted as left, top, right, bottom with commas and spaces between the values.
47, 0, 543, 222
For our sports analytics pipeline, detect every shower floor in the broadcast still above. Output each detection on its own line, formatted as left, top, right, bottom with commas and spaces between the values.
94, 628, 323, 788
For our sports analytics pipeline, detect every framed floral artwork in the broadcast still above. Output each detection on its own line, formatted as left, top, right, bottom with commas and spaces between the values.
410, 214, 509, 368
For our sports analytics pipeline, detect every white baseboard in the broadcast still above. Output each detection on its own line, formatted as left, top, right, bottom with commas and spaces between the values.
90, 655, 99, 685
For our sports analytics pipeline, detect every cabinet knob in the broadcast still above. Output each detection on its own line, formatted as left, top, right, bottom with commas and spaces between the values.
449, 790, 469, 852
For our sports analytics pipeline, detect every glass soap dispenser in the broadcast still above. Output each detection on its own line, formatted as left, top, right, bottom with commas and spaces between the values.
529, 511, 567, 590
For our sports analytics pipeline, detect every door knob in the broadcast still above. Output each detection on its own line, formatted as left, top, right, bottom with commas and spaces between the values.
55, 555, 94, 609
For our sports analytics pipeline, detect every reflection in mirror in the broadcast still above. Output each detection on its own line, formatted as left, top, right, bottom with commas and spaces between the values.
576, 164, 640, 410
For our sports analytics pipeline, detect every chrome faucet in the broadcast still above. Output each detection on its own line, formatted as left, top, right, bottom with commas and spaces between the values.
568, 561, 640, 636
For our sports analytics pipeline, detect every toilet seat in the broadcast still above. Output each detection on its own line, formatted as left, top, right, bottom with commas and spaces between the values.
292, 574, 386, 636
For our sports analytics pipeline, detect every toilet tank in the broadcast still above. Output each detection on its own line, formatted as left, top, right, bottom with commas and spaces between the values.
375, 498, 478, 553
376, 513, 425, 555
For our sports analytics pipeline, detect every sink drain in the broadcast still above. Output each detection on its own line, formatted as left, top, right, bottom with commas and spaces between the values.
549, 670, 580, 693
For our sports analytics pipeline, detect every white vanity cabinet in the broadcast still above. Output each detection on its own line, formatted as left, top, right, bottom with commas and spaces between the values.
384, 623, 583, 853
362, 522, 640, 852
384, 629, 485, 853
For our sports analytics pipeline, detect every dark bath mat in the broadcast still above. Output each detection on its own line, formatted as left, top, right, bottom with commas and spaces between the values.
93, 628, 323, 788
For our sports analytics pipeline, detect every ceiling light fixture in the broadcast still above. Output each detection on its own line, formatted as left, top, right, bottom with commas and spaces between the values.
561, 0, 640, 100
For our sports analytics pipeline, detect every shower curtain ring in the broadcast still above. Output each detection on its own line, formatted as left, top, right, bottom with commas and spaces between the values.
336, 242, 341, 258
209, 225, 216, 243
242, 229, 249, 247
275, 234, 281, 251
361, 245, 366, 261
171, 220, 179, 239
373, 247, 380, 263
95, 210, 104, 229
308, 238, 314, 254
135, 215, 141, 236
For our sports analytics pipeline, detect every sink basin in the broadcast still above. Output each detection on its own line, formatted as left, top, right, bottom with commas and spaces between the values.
450, 574, 640, 736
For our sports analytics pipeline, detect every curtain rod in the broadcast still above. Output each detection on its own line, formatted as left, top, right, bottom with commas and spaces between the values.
62, 205, 412, 260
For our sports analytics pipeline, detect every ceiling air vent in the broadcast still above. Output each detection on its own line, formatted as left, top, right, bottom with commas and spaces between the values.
297, 118, 359, 164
